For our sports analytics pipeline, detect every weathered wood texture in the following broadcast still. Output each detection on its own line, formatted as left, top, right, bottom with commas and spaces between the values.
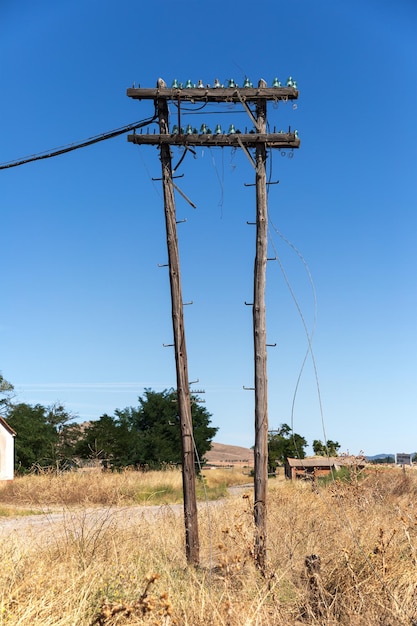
253, 91, 269, 572
127, 79, 301, 571
127, 86, 298, 103
157, 96, 200, 566
128, 132, 300, 149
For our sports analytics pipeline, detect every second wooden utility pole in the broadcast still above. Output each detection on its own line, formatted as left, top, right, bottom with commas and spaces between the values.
253, 86, 268, 571
157, 84, 199, 566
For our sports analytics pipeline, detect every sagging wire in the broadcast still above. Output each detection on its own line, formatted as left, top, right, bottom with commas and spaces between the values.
180, 110, 249, 116
171, 101, 209, 113
136, 145, 162, 200
267, 221, 326, 451
208, 147, 225, 217
265, 146, 328, 460
267, 223, 414, 623
172, 146, 197, 173
171, 100, 253, 117
266, 156, 413, 624
0, 112, 158, 170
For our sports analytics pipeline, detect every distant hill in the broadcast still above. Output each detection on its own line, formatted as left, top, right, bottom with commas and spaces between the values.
204, 442, 254, 467
365, 453, 416, 463
366, 454, 395, 461
205, 447, 414, 467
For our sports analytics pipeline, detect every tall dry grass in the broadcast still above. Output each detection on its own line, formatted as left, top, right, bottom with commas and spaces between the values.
0, 466, 416, 625
0, 467, 250, 508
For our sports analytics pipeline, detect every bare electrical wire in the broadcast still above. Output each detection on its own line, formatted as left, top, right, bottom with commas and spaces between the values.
265, 146, 326, 457
209, 147, 225, 217
267, 222, 413, 621
0, 113, 158, 170
267, 221, 323, 441
265, 158, 412, 619
171, 101, 209, 113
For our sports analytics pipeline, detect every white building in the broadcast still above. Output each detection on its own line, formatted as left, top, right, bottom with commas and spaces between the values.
0, 416, 16, 480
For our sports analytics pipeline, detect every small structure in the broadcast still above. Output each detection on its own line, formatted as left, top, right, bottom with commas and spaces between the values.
0, 416, 16, 480
286, 457, 341, 480
396, 453, 412, 466
285, 456, 366, 480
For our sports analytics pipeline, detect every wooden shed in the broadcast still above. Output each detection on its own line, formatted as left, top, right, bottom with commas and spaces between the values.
285, 457, 341, 480
0, 416, 16, 480
285, 456, 366, 480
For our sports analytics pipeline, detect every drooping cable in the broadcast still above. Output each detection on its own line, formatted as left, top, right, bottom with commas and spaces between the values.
267, 223, 414, 621
171, 101, 209, 113
0, 113, 158, 170
266, 146, 328, 460
265, 160, 413, 623
208, 147, 225, 217
267, 221, 327, 449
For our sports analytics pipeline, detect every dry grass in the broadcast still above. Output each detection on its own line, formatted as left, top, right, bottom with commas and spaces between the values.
0, 505, 40, 518
0, 467, 250, 509
1, 466, 417, 625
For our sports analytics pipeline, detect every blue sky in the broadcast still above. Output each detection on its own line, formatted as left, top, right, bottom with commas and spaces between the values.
1, 0, 416, 456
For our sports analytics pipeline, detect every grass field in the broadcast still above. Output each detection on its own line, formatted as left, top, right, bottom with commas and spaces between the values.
0, 466, 250, 509
1, 466, 416, 625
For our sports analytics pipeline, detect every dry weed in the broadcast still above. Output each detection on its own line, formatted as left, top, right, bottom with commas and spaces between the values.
1, 466, 417, 624
0, 467, 248, 509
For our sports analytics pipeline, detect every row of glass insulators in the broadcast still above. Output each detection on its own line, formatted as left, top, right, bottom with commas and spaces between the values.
171, 77, 297, 89
171, 124, 298, 136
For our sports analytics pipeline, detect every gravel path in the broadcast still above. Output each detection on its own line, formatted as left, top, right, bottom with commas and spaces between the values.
0, 484, 253, 547
0, 504, 181, 547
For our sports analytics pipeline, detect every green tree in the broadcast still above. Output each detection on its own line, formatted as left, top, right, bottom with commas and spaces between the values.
0, 372, 14, 415
312, 439, 341, 456
6, 402, 77, 471
131, 388, 218, 468
76, 388, 218, 470
58, 421, 84, 463
75, 414, 133, 467
268, 424, 307, 472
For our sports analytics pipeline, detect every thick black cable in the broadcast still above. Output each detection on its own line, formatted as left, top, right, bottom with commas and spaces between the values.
0, 113, 158, 171
171, 101, 208, 113
172, 147, 189, 173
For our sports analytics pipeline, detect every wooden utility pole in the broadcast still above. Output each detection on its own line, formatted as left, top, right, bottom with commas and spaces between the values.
156, 81, 199, 565
127, 78, 300, 570
253, 83, 268, 570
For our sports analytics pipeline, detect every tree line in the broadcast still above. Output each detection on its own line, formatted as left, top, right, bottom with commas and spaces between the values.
1, 372, 342, 474
1, 374, 218, 473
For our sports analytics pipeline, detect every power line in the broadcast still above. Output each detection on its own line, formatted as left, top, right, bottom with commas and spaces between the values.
0, 113, 157, 171
128, 78, 300, 570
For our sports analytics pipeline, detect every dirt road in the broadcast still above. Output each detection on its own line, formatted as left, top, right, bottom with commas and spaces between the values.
0, 485, 252, 548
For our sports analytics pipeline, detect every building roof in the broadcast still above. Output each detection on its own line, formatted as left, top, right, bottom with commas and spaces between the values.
286, 457, 340, 468
286, 456, 366, 468
0, 416, 16, 436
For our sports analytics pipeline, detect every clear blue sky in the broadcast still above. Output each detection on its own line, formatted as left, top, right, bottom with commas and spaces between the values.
1, 0, 416, 456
